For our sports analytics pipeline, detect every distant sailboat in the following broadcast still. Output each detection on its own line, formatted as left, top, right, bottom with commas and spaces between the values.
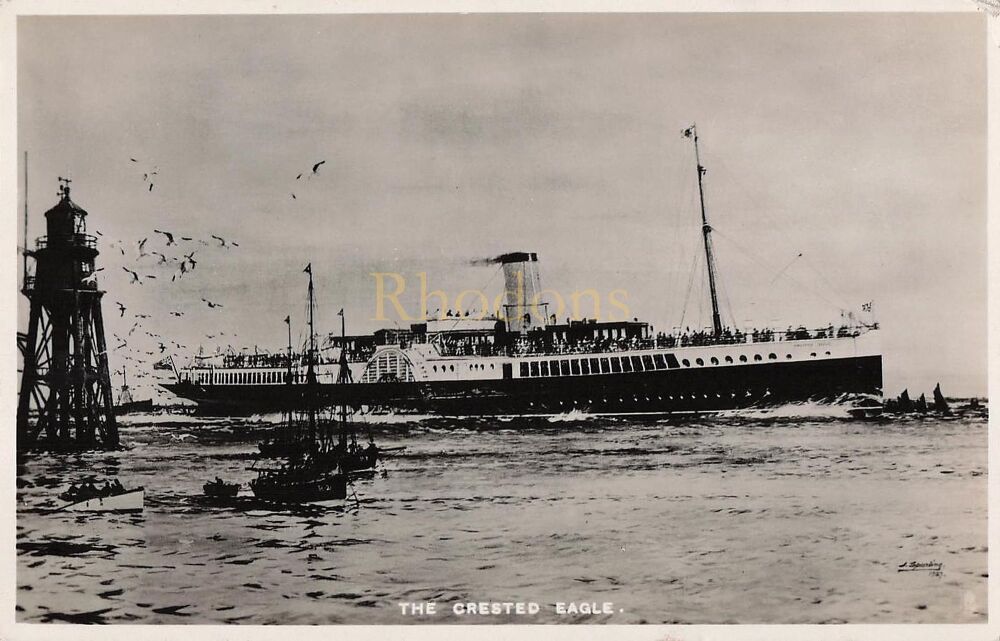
114, 368, 153, 415
932, 383, 951, 415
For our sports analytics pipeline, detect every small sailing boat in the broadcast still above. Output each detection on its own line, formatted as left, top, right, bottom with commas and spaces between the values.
932, 383, 951, 415
251, 264, 381, 503
113, 367, 153, 415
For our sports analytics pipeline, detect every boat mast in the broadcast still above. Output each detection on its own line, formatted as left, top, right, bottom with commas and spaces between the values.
285, 315, 292, 385
338, 310, 349, 446
305, 264, 316, 444
686, 124, 723, 336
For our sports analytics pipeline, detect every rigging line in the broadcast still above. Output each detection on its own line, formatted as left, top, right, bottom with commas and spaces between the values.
769, 252, 803, 285
678, 248, 701, 330
438, 263, 503, 331
710, 228, 844, 311
799, 254, 852, 309
716, 258, 736, 329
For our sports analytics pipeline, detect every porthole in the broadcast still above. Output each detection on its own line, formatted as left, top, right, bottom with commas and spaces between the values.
696, 358, 704, 366
711, 357, 720, 365
786, 354, 792, 359
754, 354, 763, 361
449, 365, 454, 372
682, 359, 690, 367
825, 351, 831, 356
740, 355, 748, 363
724, 356, 733, 363
810, 352, 817, 357
768, 353, 777, 360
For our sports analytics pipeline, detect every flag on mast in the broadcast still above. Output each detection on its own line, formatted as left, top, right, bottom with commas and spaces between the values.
303, 263, 312, 274
682, 125, 695, 138
337, 308, 344, 317
284, 315, 290, 325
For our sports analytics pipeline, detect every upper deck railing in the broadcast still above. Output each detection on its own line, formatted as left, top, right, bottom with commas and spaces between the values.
435, 323, 878, 358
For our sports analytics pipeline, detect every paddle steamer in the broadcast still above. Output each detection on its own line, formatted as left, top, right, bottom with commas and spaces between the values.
163, 126, 882, 416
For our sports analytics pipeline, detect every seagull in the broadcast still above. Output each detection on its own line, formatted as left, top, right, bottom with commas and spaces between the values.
296, 173, 303, 180
153, 229, 176, 246
202, 298, 223, 309
148, 183, 154, 192
152, 251, 168, 265
312, 160, 326, 174
135, 313, 150, 319
145, 275, 157, 280
116, 302, 126, 317
183, 251, 197, 266
137, 238, 148, 257
115, 341, 128, 350
122, 267, 141, 284
170, 311, 184, 317
128, 321, 140, 336
180, 236, 193, 242
94, 229, 103, 236
210, 234, 231, 248
158, 342, 167, 353
81, 272, 99, 284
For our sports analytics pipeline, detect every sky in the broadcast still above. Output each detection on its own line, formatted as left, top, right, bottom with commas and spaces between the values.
16, 13, 987, 398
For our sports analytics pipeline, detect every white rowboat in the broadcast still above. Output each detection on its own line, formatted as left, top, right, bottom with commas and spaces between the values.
60, 488, 144, 513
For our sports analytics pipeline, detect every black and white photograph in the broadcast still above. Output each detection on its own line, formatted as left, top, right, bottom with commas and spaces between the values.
5, 3, 992, 635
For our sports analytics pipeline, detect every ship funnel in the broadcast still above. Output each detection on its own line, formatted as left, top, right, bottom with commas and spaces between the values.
499, 252, 546, 333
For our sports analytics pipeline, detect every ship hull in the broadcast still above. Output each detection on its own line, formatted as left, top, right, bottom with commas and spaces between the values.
163, 353, 881, 416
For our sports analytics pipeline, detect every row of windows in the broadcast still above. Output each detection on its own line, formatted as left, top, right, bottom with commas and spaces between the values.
517, 350, 834, 378
519, 353, 682, 378
432, 363, 496, 373
195, 370, 289, 385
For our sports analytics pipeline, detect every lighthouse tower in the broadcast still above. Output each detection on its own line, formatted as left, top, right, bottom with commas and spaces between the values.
17, 178, 119, 450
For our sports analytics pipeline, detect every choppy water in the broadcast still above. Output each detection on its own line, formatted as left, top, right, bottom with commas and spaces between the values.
16, 403, 988, 624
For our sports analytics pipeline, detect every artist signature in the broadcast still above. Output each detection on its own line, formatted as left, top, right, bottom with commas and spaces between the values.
898, 561, 943, 576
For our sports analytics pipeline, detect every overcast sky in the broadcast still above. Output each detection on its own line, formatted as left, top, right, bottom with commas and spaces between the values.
17, 13, 986, 397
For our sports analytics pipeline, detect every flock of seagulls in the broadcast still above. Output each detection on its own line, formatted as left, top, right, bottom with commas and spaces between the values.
94, 153, 332, 395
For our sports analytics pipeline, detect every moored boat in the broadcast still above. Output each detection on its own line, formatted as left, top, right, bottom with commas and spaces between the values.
250, 265, 381, 504
203, 478, 240, 498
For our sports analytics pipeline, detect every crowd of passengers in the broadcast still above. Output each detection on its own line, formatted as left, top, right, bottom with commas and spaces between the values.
437, 324, 865, 358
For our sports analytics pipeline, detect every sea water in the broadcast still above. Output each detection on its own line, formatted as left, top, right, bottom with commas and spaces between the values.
15, 404, 987, 624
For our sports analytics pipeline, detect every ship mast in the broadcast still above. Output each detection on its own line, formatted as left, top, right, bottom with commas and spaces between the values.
337, 310, 349, 447
305, 263, 316, 444
685, 124, 723, 336
284, 315, 292, 385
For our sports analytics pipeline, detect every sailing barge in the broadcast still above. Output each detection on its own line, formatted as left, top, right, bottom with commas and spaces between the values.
164, 127, 882, 416
250, 266, 379, 503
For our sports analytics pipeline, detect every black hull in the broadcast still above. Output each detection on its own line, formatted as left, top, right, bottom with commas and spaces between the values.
163, 355, 881, 417
114, 399, 154, 415
249, 474, 347, 503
